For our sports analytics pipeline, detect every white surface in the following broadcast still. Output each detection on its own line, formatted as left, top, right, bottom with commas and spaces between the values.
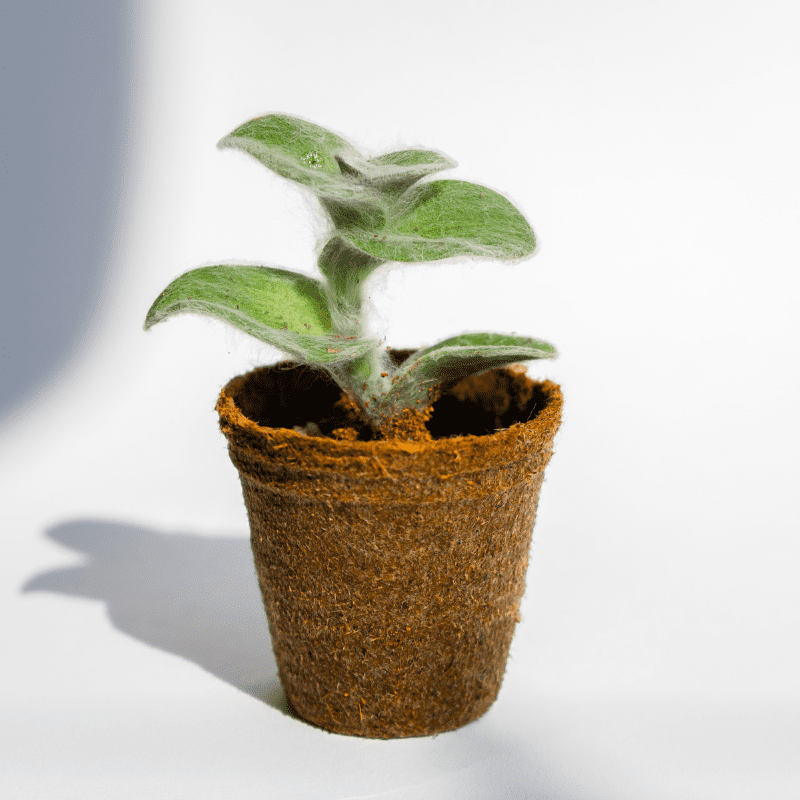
3, 0, 800, 797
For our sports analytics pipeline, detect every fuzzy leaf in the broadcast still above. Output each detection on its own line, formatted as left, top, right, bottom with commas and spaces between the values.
341, 180, 536, 263
370, 149, 456, 170
218, 113, 386, 228
362, 149, 457, 195
144, 264, 375, 365
218, 114, 357, 189
317, 194, 387, 231
374, 332, 557, 420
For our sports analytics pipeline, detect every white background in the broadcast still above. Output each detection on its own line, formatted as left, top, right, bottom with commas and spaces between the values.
2, 0, 799, 797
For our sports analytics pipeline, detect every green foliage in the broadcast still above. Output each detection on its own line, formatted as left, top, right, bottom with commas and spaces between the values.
341, 180, 536, 262
218, 114, 360, 193
144, 265, 374, 365
144, 113, 557, 435
370, 333, 557, 422
360, 149, 458, 197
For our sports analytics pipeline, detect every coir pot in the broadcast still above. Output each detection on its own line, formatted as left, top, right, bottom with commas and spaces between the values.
215, 350, 563, 738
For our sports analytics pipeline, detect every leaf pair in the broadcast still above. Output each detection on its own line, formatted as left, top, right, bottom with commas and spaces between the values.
217, 114, 452, 233
219, 114, 536, 265
143, 264, 556, 389
217, 113, 456, 204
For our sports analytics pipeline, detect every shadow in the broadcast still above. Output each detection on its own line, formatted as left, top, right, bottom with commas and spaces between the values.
23, 524, 588, 795
22, 518, 292, 715
1, 1, 130, 424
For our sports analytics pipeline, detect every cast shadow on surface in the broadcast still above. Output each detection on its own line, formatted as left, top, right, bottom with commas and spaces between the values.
23, 522, 588, 797
23, 518, 291, 715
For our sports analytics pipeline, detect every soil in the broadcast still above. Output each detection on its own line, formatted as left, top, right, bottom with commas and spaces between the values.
231, 348, 553, 444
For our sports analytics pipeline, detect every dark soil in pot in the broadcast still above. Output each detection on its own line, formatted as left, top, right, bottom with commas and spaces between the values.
216, 350, 563, 738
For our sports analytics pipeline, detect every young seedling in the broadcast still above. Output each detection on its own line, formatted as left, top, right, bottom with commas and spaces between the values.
144, 114, 557, 437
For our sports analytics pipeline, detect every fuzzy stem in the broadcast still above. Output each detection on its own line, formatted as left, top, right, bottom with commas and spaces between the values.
329, 347, 395, 435
318, 237, 393, 431
325, 307, 391, 434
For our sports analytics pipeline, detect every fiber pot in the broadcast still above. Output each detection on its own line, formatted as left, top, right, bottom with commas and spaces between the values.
215, 350, 563, 738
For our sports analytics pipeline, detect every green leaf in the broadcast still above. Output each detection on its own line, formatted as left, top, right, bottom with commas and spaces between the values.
218, 113, 387, 228
370, 149, 456, 169
143, 264, 375, 365
373, 332, 557, 420
341, 180, 536, 263
361, 149, 457, 196
317, 194, 387, 231
218, 114, 357, 188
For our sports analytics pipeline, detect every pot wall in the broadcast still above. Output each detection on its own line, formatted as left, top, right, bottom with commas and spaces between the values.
216, 361, 562, 738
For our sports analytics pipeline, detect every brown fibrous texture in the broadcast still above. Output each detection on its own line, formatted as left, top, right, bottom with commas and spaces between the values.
216, 354, 563, 738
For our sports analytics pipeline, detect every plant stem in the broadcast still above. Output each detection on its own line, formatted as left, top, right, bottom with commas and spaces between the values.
319, 237, 393, 433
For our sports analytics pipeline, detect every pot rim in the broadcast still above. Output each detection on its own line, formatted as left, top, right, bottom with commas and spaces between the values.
216, 364, 563, 455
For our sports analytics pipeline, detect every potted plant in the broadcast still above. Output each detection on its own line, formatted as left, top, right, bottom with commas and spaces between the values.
144, 114, 563, 739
